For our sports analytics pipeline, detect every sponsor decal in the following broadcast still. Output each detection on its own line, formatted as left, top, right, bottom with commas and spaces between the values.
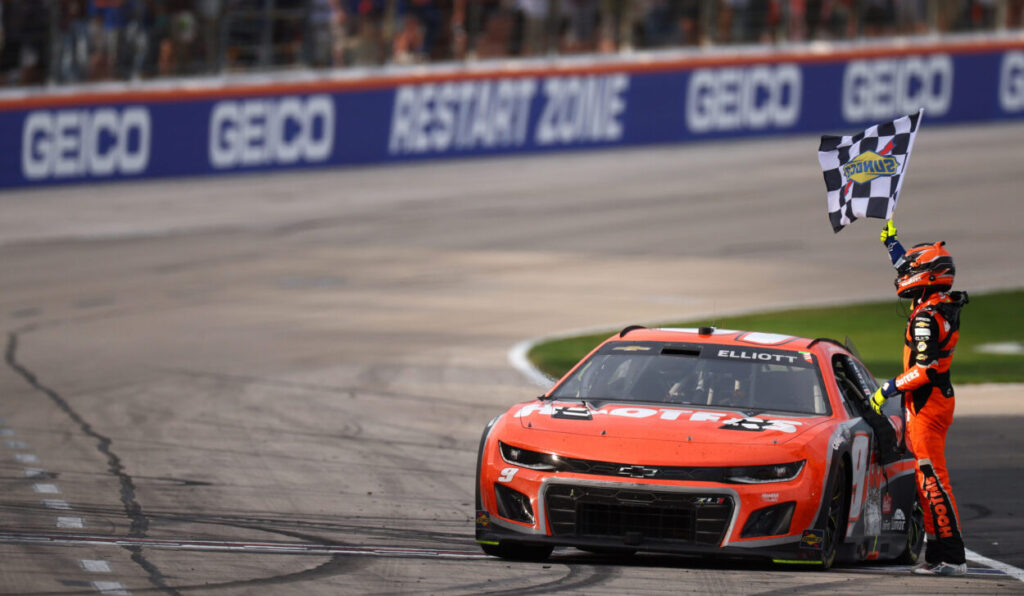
721, 417, 803, 433
882, 492, 893, 514
842, 150, 901, 184
612, 345, 652, 351
914, 327, 931, 339
841, 54, 953, 122
535, 74, 629, 146
1000, 51, 1024, 113
209, 95, 334, 169
389, 78, 536, 154
892, 508, 907, 531
716, 349, 798, 364
22, 106, 151, 180
720, 417, 773, 432
497, 467, 518, 483
552, 406, 592, 420
686, 64, 801, 133
800, 529, 824, 550
917, 341, 928, 352
761, 492, 780, 503
923, 474, 956, 539
800, 351, 814, 363
476, 510, 491, 528
388, 74, 628, 155
513, 403, 803, 432
882, 507, 907, 532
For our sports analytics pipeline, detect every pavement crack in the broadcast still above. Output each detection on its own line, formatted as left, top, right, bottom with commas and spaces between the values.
5, 331, 181, 596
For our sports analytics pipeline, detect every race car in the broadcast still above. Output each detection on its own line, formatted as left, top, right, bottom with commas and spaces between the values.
476, 326, 923, 568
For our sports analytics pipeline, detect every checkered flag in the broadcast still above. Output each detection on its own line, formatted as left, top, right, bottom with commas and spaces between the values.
818, 109, 923, 233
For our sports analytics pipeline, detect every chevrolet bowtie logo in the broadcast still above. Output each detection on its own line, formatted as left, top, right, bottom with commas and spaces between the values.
619, 465, 658, 478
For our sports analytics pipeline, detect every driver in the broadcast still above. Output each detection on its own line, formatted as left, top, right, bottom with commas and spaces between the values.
870, 219, 969, 577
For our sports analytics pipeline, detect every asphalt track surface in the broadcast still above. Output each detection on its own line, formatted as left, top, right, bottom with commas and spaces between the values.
1, 121, 1023, 595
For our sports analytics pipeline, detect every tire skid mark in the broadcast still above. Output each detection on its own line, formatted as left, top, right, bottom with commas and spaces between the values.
0, 531, 489, 560
5, 331, 180, 596
453, 563, 617, 596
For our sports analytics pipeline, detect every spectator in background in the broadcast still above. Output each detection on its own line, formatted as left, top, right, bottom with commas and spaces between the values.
560, 0, 601, 53
118, 0, 152, 80
392, 9, 424, 62
404, 0, 443, 59
158, 3, 198, 75
473, 4, 514, 58
516, 0, 549, 55
1, 0, 52, 85
346, 0, 387, 65
861, 0, 895, 36
449, 0, 468, 59
308, 0, 346, 66
55, 0, 91, 83
963, 0, 997, 29
894, 0, 927, 34
639, 0, 678, 47
89, 0, 124, 80
197, 0, 223, 71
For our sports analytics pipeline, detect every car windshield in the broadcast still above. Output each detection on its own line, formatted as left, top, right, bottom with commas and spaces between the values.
550, 341, 830, 415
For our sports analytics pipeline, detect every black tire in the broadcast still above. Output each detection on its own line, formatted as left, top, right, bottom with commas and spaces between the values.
818, 459, 849, 570
894, 500, 925, 565
480, 541, 554, 562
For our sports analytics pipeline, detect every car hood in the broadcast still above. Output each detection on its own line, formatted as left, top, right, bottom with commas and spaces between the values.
513, 400, 831, 446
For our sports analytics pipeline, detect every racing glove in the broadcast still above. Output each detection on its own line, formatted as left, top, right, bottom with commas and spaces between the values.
880, 220, 906, 267
870, 378, 900, 415
880, 219, 898, 246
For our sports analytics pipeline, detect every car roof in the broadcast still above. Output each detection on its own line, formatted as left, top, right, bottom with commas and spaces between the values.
603, 326, 845, 353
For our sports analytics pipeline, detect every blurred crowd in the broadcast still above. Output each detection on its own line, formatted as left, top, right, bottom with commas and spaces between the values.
2, 0, 1022, 86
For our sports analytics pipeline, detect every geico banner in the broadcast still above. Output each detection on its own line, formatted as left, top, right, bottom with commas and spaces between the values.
0, 44, 1022, 188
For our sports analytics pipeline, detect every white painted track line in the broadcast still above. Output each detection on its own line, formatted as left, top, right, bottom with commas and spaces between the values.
966, 548, 1024, 583
81, 560, 112, 573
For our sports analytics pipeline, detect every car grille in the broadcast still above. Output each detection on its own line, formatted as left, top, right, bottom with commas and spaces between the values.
545, 484, 733, 545
557, 456, 728, 482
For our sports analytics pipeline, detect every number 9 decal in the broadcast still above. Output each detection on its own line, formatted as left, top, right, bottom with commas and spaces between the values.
498, 467, 518, 483
847, 433, 869, 534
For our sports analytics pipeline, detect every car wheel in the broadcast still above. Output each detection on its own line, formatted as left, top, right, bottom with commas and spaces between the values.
480, 541, 554, 562
818, 459, 849, 570
893, 499, 925, 565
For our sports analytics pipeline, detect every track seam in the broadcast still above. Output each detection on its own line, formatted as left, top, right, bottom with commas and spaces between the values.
5, 331, 181, 596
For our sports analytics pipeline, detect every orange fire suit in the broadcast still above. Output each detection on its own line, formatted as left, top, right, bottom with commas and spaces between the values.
892, 291, 967, 566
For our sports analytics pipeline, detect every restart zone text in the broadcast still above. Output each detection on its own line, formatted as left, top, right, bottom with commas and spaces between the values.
475, 327, 923, 568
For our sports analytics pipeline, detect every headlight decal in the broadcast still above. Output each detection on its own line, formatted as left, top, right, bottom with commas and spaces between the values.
724, 460, 805, 484
499, 441, 560, 471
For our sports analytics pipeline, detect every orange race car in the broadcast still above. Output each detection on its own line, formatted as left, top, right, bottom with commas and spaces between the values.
475, 326, 923, 569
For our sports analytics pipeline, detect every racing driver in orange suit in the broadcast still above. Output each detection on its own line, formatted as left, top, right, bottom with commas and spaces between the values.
870, 219, 969, 576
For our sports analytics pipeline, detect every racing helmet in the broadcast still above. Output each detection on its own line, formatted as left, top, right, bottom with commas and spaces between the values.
895, 241, 955, 299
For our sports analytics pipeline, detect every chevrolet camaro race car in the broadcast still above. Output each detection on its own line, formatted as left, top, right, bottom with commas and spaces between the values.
476, 326, 924, 568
